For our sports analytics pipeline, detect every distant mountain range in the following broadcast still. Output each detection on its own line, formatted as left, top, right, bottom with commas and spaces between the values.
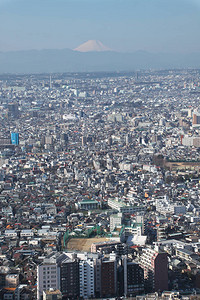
0, 41, 200, 73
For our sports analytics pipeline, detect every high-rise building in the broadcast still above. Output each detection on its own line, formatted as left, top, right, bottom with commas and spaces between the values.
79, 255, 95, 299
125, 260, 144, 296
60, 257, 79, 299
139, 246, 168, 293
37, 253, 67, 300
118, 257, 144, 297
11, 132, 19, 145
100, 255, 117, 298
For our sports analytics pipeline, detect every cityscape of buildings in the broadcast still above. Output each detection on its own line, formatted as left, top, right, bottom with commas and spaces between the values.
0, 69, 200, 299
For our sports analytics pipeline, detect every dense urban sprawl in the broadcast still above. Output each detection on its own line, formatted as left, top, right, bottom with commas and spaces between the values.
0, 70, 200, 299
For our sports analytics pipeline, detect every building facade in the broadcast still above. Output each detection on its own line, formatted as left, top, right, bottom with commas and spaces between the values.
140, 246, 168, 293
79, 256, 95, 299
60, 257, 79, 299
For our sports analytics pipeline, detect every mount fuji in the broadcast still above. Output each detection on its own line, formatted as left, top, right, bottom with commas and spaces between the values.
74, 40, 112, 52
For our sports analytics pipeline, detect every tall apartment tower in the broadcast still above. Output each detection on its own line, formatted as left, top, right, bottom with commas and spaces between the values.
37, 253, 67, 300
100, 254, 117, 298
79, 255, 95, 299
139, 246, 168, 293
60, 256, 79, 299
125, 260, 144, 296
118, 257, 144, 297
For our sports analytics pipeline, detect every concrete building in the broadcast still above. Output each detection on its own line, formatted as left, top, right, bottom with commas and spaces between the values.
193, 112, 200, 126
108, 198, 144, 214
43, 289, 62, 300
122, 258, 144, 297
79, 255, 95, 299
20, 229, 34, 238
5, 230, 17, 238
60, 256, 79, 299
140, 246, 168, 293
118, 258, 144, 297
37, 253, 66, 300
157, 225, 167, 242
100, 255, 117, 298
11, 132, 19, 145
76, 199, 99, 210
91, 241, 121, 253
5, 274, 19, 288
110, 213, 123, 232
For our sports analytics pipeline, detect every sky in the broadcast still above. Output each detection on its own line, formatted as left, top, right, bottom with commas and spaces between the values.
0, 0, 200, 53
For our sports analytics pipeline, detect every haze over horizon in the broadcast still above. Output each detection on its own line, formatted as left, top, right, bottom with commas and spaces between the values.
0, 0, 200, 54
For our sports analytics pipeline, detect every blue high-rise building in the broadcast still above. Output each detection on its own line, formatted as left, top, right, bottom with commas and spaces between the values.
11, 132, 19, 145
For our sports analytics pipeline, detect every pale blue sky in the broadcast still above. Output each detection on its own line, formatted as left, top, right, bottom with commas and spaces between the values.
0, 0, 200, 53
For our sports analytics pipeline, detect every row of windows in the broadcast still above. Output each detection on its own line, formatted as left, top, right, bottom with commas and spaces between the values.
43, 279, 56, 284
43, 271, 56, 274
43, 266, 56, 270
43, 275, 57, 280
43, 283, 56, 288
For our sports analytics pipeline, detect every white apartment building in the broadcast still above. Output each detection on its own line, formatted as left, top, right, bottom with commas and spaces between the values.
37, 253, 66, 300
107, 198, 144, 214
155, 196, 186, 216
110, 213, 123, 231
79, 256, 95, 299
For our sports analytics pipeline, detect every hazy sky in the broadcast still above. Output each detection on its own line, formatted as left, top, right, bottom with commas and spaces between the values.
0, 0, 200, 53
